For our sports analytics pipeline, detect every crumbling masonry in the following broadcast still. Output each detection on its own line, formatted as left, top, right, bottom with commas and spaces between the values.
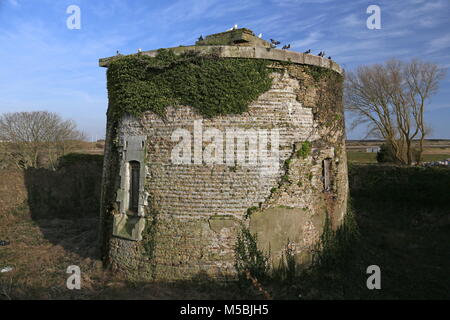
98, 28, 348, 280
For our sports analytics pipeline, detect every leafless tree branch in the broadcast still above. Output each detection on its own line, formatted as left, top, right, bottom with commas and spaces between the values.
345, 59, 446, 165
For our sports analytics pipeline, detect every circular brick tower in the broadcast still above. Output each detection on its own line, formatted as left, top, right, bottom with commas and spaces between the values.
99, 28, 348, 280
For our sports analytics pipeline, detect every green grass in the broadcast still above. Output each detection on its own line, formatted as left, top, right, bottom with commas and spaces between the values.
347, 151, 377, 163
347, 151, 450, 164
421, 154, 450, 162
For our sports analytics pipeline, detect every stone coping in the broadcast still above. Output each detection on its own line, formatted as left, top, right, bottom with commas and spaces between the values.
99, 45, 343, 74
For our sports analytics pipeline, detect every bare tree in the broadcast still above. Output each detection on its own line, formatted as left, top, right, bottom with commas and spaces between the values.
345, 59, 446, 165
0, 111, 86, 169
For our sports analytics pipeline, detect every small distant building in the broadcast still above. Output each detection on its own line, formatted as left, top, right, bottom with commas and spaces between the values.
366, 147, 381, 153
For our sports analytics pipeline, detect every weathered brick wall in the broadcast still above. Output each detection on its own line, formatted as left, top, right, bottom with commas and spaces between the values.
101, 58, 348, 280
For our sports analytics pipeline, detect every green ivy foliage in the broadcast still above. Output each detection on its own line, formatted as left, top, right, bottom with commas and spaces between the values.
234, 226, 270, 282
305, 65, 336, 83
106, 49, 273, 120
296, 141, 312, 158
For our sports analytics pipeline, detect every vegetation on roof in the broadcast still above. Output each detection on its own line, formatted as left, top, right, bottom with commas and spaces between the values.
106, 49, 273, 120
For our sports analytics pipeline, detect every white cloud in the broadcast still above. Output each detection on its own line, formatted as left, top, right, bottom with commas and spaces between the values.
341, 13, 361, 27
429, 34, 450, 53
273, 0, 335, 6
391, 0, 448, 20
291, 31, 322, 49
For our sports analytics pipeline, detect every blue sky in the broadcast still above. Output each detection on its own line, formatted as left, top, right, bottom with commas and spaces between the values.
0, 0, 449, 140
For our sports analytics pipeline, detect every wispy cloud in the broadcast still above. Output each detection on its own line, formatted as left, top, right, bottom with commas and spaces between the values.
428, 34, 450, 53
291, 31, 322, 49
272, 0, 335, 6
341, 13, 361, 27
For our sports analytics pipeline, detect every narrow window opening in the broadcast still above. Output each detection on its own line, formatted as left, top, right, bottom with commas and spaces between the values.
129, 161, 140, 214
323, 158, 332, 192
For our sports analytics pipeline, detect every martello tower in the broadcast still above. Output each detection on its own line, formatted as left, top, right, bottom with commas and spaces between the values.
98, 28, 348, 280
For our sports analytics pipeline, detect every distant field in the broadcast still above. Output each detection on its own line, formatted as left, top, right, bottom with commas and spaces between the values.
347, 151, 450, 164
347, 152, 377, 163
422, 154, 450, 162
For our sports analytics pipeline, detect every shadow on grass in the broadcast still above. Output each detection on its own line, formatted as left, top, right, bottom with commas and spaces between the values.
23, 153, 103, 259
289, 164, 450, 300
1, 267, 263, 300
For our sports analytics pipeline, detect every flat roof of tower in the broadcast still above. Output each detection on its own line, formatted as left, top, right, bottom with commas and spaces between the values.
99, 28, 343, 74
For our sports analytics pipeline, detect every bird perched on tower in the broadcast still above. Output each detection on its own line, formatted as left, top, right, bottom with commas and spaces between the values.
198, 35, 203, 41
270, 39, 281, 46
282, 44, 291, 50
304, 49, 311, 54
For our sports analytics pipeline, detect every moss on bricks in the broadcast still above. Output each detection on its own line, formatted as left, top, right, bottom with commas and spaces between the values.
296, 141, 312, 159
245, 206, 259, 219
304, 65, 336, 83
141, 210, 159, 262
